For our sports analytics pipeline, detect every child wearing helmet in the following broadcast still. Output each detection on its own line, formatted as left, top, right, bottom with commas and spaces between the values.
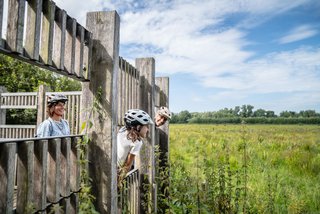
117, 109, 153, 179
36, 94, 70, 137
154, 106, 171, 127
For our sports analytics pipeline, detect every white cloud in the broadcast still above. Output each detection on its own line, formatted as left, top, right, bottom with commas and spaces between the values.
278, 25, 318, 44
49, 0, 319, 113
202, 47, 320, 92
53, 0, 115, 26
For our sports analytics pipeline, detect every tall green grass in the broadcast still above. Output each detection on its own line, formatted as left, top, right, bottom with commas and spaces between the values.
168, 124, 320, 213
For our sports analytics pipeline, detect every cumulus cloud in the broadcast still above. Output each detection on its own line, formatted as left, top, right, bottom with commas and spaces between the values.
50, 0, 319, 112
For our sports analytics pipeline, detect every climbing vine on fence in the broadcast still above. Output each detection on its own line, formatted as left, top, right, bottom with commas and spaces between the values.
77, 87, 105, 214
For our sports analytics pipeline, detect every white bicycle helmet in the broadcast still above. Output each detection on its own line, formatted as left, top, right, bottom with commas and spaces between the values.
47, 94, 68, 104
157, 106, 171, 120
124, 109, 154, 127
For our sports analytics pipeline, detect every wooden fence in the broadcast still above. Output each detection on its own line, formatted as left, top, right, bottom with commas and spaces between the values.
119, 169, 140, 214
0, 135, 84, 213
0, 0, 92, 81
0, 89, 81, 139
117, 57, 140, 126
0, 1, 170, 213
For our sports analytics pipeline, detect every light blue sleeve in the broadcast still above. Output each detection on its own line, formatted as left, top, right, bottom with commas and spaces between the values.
36, 120, 52, 137
62, 119, 71, 135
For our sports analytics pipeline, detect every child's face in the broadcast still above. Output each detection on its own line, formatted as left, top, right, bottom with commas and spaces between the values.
138, 125, 149, 138
53, 102, 66, 116
155, 114, 167, 127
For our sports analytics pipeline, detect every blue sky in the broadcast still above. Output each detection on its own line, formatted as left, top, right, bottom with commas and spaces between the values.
53, 0, 320, 114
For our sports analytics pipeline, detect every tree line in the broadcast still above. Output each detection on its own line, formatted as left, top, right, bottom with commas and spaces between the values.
171, 105, 320, 124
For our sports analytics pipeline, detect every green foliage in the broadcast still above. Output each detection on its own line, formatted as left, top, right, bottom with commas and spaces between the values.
169, 124, 320, 213
170, 105, 320, 124
0, 54, 81, 92
0, 53, 81, 125
76, 87, 106, 214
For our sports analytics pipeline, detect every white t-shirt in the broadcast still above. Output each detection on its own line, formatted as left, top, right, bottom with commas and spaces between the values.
117, 127, 143, 167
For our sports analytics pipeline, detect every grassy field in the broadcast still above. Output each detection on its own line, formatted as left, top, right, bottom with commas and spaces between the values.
168, 124, 320, 213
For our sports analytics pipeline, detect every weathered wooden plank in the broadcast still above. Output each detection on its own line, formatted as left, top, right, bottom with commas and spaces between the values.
52, 8, 66, 70
83, 11, 120, 213
135, 58, 156, 212
0, 143, 17, 213
47, 138, 61, 203
0, 0, 4, 48
76, 95, 80, 134
70, 137, 80, 213
84, 31, 92, 80
129, 65, 133, 109
71, 95, 75, 134
60, 137, 71, 197
6, 0, 25, 53
64, 16, 76, 74
60, 137, 71, 213
74, 24, 84, 78
40, 0, 55, 65
16, 141, 34, 213
125, 61, 129, 112
24, 0, 42, 60
33, 140, 48, 211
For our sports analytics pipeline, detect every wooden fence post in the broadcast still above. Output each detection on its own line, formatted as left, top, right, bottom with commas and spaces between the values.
155, 77, 169, 163
37, 85, 49, 127
136, 57, 156, 213
155, 77, 170, 212
81, 11, 119, 214
0, 86, 7, 125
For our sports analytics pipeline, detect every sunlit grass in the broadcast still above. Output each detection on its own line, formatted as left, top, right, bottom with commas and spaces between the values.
169, 124, 320, 213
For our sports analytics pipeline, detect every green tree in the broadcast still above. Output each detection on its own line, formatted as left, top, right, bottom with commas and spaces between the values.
266, 110, 276, 118
0, 54, 81, 125
178, 110, 192, 123
253, 109, 266, 117
233, 106, 240, 116
0, 54, 81, 92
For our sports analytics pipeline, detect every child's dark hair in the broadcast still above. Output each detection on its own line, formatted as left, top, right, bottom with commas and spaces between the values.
126, 126, 141, 142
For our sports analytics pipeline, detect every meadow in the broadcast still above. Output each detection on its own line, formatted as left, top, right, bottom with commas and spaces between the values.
167, 124, 320, 213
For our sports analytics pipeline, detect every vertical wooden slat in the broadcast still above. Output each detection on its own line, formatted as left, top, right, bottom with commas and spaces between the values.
34, 140, 48, 211
74, 25, 84, 77
24, 0, 42, 60
76, 95, 80, 134
40, 0, 55, 65
125, 61, 129, 112
71, 95, 75, 134
0, 143, 17, 213
16, 141, 34, 213
81, 30, 92, 79
47, 138, 61, 203
70, 137, 80, 213
129, 65, 133, 109
118, 57, 123, 125
61, 137, 71, 212
64, 16, 76, 74
6, 0, 25, 53
0, 0, 4, 47
52, 8, 66, 70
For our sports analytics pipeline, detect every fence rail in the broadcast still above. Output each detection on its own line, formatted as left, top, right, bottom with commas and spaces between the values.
0, 90, 81, 138
0, 0, 92, 81
0, 135, 84, 213
0, 125, 36, 139
0, 92, 38, 109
